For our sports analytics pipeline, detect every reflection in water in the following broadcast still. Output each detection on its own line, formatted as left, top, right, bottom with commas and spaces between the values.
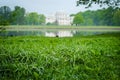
0, 30, 112, 37
45, 32, 56, 37
45, 31, 75, 37
57, 31, 74, 37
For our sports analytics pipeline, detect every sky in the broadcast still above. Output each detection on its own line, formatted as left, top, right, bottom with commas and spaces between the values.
0, 0, 104, 15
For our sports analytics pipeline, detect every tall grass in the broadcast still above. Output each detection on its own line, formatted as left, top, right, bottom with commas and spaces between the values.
0, 34, 120, 80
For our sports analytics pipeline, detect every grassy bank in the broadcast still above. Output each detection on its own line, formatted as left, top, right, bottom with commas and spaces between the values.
1, 25, 120, 28
1, 25, 120, 32
0, 34, 120, 80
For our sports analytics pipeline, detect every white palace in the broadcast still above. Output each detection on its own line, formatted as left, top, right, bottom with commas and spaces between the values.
46, 12, 74, 25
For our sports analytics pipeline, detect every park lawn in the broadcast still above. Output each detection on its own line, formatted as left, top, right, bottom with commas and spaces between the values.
0, 33, 120, 80
1, 25, 120, 29
1, 25, 120, 32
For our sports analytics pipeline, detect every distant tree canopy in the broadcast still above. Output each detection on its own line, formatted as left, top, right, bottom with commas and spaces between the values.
11, 6, 25, 25
0, 6, 46, 26
0, 6, 11, 26
73, 14, 84, 26
77, 0, 120, 26
113, 9, 120, 26
25, 12, 39, 25
77, 0, 120, 8
73, 7, 120, 26
25, 12, 45, 25
0, 5, 120, 26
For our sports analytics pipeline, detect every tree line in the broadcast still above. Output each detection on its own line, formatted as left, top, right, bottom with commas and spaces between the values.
0, 6, 120, 26
73, 7, 120, 26
0, 6, 45, 26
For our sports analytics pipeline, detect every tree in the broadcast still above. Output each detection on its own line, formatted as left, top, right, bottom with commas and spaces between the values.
113, 9, 120, 26
77, 0, 120, 8
75, 7, 118, 26
38, 14, 45, 25
80, 10, 95, 25
73, 13, 84, 26
92, 9, 105, 25
84, 18, 93, 25
0, 6, 11, 26
25, 13, 45, 25
25, 12, 39, 25
102, 7, 114, 26
11, 6, 25, 25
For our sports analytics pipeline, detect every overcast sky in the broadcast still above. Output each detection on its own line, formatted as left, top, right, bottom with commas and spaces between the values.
0, 0, 104, 15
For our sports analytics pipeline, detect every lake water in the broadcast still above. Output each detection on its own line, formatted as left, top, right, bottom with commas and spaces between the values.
0, 30, 114, 37
45, 31, 75, 37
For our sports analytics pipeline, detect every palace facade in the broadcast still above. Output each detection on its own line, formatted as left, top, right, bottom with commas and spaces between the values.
46, 12, 74, 25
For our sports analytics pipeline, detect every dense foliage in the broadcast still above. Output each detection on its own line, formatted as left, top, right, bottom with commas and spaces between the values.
11, 6, 25, 25
73, 14, 84, 26
25, 12, 45, 25
77, 0, 120, 8
0, 6, 120, 26
0, 6, 11, 26
73, 7, 120, 26
0, 6, 45, 26
0, 34, 120, 80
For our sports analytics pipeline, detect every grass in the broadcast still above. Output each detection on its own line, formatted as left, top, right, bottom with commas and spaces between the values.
0, 33, 120, 80
0, 25, 120, 32
1, 25, 120, 28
